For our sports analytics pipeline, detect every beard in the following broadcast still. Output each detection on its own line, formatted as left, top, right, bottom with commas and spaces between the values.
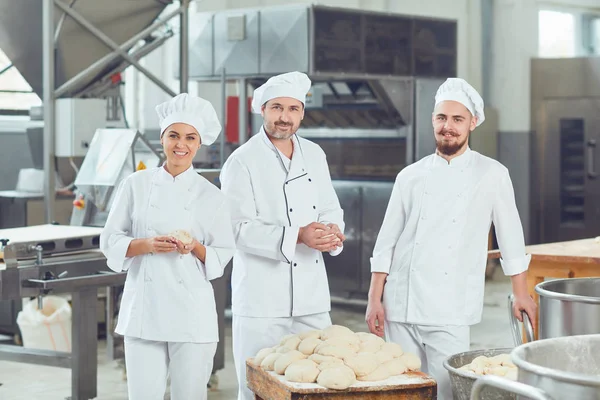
264, 120, 298, 140
435, 129, 469, 156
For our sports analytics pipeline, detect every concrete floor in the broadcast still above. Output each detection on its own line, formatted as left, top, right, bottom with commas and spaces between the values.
0, 266, 516, 400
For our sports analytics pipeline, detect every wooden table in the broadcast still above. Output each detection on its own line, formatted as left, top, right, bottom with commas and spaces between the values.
246, 361, 437, 399
488, 237, 600, 339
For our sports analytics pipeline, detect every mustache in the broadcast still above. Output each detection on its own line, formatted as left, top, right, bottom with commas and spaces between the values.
275, 122, 292, 127
439, 129, 458, 136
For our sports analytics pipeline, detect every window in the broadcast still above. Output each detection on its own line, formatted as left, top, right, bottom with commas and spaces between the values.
0, 48, 41, 114
538, 10, 577, 57
590, 17, 600, 54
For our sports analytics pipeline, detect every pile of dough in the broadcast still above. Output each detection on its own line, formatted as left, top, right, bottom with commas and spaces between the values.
169, 230, 193, 244
250, 325, 422, 390
459, 354, 518, 381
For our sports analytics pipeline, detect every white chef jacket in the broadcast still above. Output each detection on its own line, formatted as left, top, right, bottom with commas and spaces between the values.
100, 166, 235, 343
220, 128, 345, 318
370, 147, 530, 326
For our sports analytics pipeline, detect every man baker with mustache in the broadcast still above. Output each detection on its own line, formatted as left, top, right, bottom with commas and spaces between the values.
365, 78, 536, 400
220, 71, 346, 400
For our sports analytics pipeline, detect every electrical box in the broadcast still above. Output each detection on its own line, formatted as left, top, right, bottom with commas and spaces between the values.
55, 98, 107, 157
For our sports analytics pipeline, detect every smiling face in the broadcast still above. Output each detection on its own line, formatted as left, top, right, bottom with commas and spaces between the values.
161, 123, 201, 169
261, 97, 305, 140
432, 100, 478, 157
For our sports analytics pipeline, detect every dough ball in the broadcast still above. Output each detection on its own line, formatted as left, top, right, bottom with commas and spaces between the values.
261, 352, 283, 371
488, 354, 508, 367
169, 230, 193, 244
318, 359, 344, 371
358, 340, 383, 353
344, 353, 379, 377
356, 365, 391, 382
374, 350, 394, 364
253, 347, 275, 366
274, 350, 306, 375
380, 342, 403, 358
284, 359, 320, 383
279, 334, 297, 345
282, 336, 302, 351
399, 353, 421, 371
383, 358, 408, 376
317, 337, 360, 353
298, 330, 322, 340
321, 325, 354, 340
505, 368, 518, 381
355, 332, 385, 344
316, 345, 356, 360
298, 337, 323, 355
317, 365, 356, 390
486, 366, 510, 377
309, 354, 341, 364
275, 346, 293, 354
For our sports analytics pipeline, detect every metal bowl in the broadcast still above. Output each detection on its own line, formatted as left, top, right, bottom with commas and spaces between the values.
443, 348, 516, 400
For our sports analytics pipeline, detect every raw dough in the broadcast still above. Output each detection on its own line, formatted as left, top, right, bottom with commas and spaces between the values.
380, 342, 404, 357
317, 365, 356, 390
317, 359, 344, 371
299, 330, 322, 340
169, 230, 193, 244
383, 358, 408, 376
356, 365, 391, 382
261, 352, 283, 371
282, 336, 302, 351
274, 350, 306, 375
284, 359, 320, 383
253, 347, 275, 366
275, 346, 292, 354
316, 345, 356, 360
356, 332, 384, 343
308, 354, 341, 364
321, 325, 355, 340
298, 337, 322, 355
279, 334, 297, 345
400, 353, 421, 371
317, 337, 360, 352
344, 353, 379, 377
374, 350, 394, 364
459, 354, 518, 379
359, 340, 383, 353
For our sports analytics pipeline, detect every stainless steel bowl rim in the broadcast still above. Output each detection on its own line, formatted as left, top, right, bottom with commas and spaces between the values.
442, 347, 514, 380
535, 277, 600, 304
511, 335, 600, 387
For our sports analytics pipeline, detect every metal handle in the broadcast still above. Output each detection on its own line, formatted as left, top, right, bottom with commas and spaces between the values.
471, 375, 554, 400
588, 139, 597, 179
508, 294, 535, 345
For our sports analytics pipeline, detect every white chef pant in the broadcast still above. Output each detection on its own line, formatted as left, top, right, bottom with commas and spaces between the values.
124, 336, 217, 400
385, 321, 470, 400
233, 312, 332, 400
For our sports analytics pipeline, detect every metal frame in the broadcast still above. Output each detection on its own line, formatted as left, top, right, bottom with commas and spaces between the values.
43, 0, 191, 223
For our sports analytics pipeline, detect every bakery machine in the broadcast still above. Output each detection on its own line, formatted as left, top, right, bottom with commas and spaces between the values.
0, 224, 126, 400
530, 56, 600, 245
186, 4, 457, 299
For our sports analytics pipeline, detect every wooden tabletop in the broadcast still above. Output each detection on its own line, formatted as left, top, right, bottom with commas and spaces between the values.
488, 237, 600, 264
246, 360, 436, 399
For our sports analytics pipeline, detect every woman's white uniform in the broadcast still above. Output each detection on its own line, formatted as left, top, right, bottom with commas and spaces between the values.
100, 161, 235, 399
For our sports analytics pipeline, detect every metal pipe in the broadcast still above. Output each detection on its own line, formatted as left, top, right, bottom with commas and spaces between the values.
54, 0, 183, 97
43, 0, 56, 224
238, 78, 248, 144
180, 0, 190, 93
220, 68, 226, 167
54, 0, 77, 43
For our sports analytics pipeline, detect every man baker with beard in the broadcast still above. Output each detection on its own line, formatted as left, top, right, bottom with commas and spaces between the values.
365, 78, 536, 400
220, 71, 346, 400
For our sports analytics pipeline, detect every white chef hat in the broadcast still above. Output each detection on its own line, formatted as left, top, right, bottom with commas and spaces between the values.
155, 93, 222, 145
434, 78, 485, 126
251, 71, 312, 114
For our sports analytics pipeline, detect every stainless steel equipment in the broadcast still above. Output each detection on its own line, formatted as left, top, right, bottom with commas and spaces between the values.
535, 277, 600, 339
530, 57, 600, 244
471, 334, 600, 400
187, 4, 457, 299
0, 224, 125, 400
444, 348, 516, 400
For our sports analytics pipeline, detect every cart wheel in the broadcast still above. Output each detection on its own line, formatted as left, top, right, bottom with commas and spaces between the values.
208, 373, 219, 391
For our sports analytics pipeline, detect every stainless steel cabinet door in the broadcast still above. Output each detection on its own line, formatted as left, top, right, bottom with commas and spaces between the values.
541, 98, 600, 243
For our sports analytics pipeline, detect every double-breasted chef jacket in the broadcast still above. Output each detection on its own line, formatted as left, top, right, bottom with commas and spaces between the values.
220, 128, 345, 318
100, 166, 236, 343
